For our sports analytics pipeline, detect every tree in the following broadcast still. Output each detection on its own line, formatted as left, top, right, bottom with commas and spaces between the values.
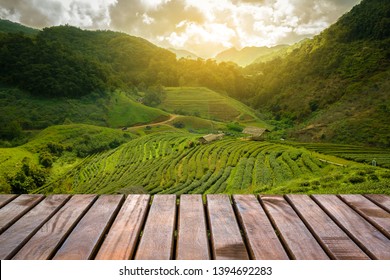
143, 85, 165, 107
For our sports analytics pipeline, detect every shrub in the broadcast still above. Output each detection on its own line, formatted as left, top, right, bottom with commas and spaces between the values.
7, 160, 48, 193
348, 176, 365, 184
227, 122, 244, 132
39, 151, 53, 168
173, 122, 185, 128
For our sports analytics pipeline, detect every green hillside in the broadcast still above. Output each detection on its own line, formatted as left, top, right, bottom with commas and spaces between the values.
0, 124, 135, 193
245, 0, 390, 147
34, 132, 390, 195
0, 18, 39, 35
0, 87, 168, 144
158, 87, 266, 124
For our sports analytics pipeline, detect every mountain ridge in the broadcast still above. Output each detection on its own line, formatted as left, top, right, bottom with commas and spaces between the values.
244, 0, 390, 147
215, 45, 289, 66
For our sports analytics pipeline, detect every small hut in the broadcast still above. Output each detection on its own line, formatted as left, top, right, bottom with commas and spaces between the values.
243, 127, 270, 141
198, 133, 224, 144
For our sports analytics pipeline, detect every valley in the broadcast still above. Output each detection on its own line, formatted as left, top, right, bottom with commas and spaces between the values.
0, 0, 389, 195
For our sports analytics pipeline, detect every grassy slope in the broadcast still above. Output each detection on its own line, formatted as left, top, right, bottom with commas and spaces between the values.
107, 91, 169, 127
0, 87, 169, 131
36, 132, 390, 195
167, 116, 225, 132
159, 87, 268, 126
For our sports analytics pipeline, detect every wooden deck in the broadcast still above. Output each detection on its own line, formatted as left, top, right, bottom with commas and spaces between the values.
0, 194, 389, 260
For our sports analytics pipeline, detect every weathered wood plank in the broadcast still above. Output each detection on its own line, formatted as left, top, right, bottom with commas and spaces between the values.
176, 194, 210, 260
0, 194, 44, 234
135, 195, 176, 260
339, 195, 390, 239
53, 195, 123, 260
364, 194, 390, 213
207, 194, 249, 260
0, 195, 69, 259
233, 195, 289, 260
0, 194, 17, 209
95, 195, 150, 260
286, 195, 369, 260
12, 195, 96, 260
312, 195, 390, 260
260, 195, 329, 260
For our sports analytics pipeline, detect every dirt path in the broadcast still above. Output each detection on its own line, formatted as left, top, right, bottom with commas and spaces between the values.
127, 114, 179, 129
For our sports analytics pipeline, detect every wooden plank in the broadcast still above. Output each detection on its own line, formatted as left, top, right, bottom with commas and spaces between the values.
0, 195, 69, 259
206, 194, 249, 260
0, 194, 17, 208
312, 195, 390, 260
233, 195, 289, 260
135, 195, 176, 260
364, 194, 390, 213
176, 194, 210, 260
0, 194, 44, 234
95, 195, 150, 260
53, 195, 123, 260
286, 195, 369, 260
260, 195, 329, 260
340, 195, 390, 239
12, 195, 97, 260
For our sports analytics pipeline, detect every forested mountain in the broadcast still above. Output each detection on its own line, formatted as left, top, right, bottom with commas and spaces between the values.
215, 45, 288, 66
0, 18, 39, 35
0, 25, 177, 97
0, 22, 247, 99
245, 0, 390, 147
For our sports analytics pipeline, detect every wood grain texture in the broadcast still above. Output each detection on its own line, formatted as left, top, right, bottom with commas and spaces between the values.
176, 194, 210, 260
233, 195, 289, 260
0, 194, 17, 208
312, 195, 390, 260
207, 194, 249, 260
261, 195, 329, 260
95, 195, 150, 260
339, 195, 390, 239
0, 195, 69, 259
12, 195, 96, 260
364, 194, 390, 213
286, 195, 369, 260
0, 194, 44, 234
53, 195, 123, 260
135, 195, 176, 260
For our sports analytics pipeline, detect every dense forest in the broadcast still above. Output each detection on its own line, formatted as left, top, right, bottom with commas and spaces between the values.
0, 24, 248, 99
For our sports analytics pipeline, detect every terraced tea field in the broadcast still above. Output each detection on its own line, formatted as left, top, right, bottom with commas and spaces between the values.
37, 132, 390, 195
159, 87, 262, 123
287, 143, 390, 169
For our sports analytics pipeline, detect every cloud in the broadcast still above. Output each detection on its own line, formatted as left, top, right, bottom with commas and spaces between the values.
0, 0, 117, 29
0, 0, 361, 57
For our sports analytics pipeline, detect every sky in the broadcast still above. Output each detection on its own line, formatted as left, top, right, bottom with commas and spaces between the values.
0, 0, 361, 57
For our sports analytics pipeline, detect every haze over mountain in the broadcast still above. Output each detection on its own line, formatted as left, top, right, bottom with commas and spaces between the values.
168, 48, 199, 60
215, 45, 288, 67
